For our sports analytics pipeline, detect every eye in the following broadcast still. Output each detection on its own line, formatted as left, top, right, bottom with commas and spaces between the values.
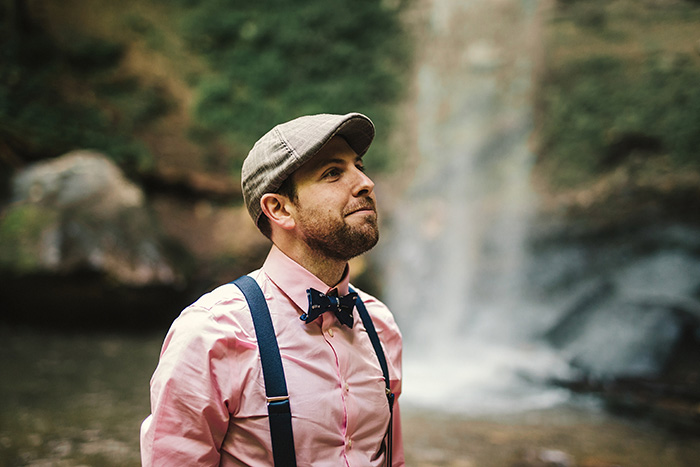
355, 161, 366, 172
322, 167, 342, 179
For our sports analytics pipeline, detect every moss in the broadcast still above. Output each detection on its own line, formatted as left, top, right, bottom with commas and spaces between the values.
538, 0, 700, 189
171, 0, 412, 170
1, 0, 411, 178
0, 17, 158, 173
0, 204, 58, 273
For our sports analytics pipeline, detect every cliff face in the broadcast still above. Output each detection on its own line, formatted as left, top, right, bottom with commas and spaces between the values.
526, 0, 700, 425
4, 0, 698, 238
533, 0, 700, 224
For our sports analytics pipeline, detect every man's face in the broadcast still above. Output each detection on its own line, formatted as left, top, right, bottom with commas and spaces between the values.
289, 136, 379, 261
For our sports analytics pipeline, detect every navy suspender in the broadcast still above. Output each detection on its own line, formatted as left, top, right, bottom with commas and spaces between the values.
232, 275, 297, 467
350, 286, 395, 411
232, 276, 395, 467
351, 286, 394, 467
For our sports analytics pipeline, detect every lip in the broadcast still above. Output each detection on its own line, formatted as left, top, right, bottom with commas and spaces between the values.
345, 206, 376, 217
345, 197, 377, 217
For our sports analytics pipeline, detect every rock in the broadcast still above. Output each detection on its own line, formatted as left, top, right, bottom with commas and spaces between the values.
1, 150, 181, 286
549, 299, 684, 379
12, 150, 143, 212
544, 248, 700, 381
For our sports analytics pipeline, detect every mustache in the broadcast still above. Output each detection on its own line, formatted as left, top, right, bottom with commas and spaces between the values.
344, 197, 377, 216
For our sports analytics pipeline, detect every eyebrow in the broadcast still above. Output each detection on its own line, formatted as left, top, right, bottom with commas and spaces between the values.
315, 156, 363, 171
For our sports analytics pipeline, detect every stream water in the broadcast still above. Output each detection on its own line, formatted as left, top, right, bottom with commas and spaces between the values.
1, 326, 698, 466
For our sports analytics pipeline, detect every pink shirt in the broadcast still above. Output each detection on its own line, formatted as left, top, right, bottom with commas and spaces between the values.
140, 245, 404, 466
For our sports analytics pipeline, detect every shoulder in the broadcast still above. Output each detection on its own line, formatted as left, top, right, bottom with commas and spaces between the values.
164, 273, 265, 351
183, 270, 270, 320
178, 284, 247, 327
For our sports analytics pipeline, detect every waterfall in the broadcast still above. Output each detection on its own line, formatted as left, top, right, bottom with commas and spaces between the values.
379, 0, 573, 414
378, 0, 700, 415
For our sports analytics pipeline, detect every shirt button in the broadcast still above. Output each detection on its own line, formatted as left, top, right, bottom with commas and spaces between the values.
347, 438, 353, 449
328, 328, 334, 338
345, 383, 350, 392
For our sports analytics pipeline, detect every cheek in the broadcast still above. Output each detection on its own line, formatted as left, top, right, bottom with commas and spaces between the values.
298, 190, 345, 213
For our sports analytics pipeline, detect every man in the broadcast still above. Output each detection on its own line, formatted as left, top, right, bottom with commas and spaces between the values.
140, 112, 404, 466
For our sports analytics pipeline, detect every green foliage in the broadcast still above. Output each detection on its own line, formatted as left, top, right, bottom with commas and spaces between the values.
0, 204, 57, 273
169, 0, 410, 171
97, 77, 173, 126
0, 19, 161, 173
573, 3, 608, 30
540, 0, 700, 187
540, 52, 700, 187
0, 0, 409, 176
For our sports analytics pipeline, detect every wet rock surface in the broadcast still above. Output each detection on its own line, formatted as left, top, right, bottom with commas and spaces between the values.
553, 329, 700, 436
4, 150, 182, 286
0, 151, 197, 329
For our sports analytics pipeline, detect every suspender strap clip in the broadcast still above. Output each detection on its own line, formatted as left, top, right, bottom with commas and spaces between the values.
267, 395, 290, 403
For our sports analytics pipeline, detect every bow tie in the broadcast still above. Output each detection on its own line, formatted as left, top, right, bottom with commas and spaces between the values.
301, 288, 358, 328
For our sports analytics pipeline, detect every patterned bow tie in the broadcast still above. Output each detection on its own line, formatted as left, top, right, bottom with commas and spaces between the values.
301, 288, 358, 328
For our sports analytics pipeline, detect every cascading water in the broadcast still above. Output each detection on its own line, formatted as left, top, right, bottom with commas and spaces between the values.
378, 0, 700, 415
378, 0, 573, 414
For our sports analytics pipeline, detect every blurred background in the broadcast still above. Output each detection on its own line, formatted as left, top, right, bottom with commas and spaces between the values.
1, 0, 700, 465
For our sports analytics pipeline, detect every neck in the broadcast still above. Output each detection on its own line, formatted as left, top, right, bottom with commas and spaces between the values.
275, 240, 347, 287
302, 255, 347, 288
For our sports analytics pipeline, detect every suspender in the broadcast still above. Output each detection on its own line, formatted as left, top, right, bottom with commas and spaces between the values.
350, 286, 395, 411
233, 275, 297, 467
232, 276, 394, 467
351, 286, 394, 467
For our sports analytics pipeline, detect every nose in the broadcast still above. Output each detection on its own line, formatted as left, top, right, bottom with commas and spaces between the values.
352, 166, 375, 197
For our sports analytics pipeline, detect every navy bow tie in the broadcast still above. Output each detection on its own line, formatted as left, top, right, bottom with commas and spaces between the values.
301, 288, 358, 328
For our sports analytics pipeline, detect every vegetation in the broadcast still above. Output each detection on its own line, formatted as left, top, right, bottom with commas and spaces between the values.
169, 0, 411, 171
0, 204, 57, 272
0, 3, 163, 173
0, 0, 411, 178
537, 0, 700, 189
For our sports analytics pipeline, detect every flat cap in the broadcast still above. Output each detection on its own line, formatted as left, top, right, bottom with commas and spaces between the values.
241, 112, 375, 226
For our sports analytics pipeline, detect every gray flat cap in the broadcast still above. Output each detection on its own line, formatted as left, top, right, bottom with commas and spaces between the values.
241, 112, 375, 226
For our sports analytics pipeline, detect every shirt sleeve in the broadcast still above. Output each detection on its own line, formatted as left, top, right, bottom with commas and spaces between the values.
140, 305, 237, 466
391, 399, 405, 467
385, 317, 405, 467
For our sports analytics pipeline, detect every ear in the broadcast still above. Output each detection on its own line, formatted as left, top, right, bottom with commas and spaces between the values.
260, 193, 296, 231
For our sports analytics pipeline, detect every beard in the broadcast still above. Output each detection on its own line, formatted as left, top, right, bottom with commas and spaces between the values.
295, 197, 379, 262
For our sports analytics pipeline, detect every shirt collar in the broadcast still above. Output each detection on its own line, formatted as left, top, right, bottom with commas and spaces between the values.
262, 245, 350, 312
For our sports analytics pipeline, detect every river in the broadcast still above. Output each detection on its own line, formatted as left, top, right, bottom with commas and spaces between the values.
1, 325, 699, 466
